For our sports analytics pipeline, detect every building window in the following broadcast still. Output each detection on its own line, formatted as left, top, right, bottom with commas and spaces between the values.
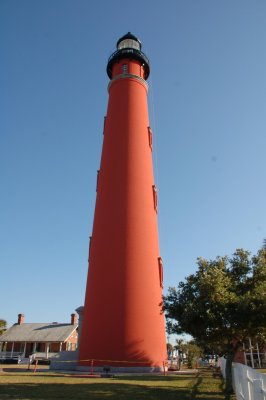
36, 343, 41, 352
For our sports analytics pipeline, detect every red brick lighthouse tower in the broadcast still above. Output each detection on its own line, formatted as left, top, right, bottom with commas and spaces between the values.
79, 33, 167, 371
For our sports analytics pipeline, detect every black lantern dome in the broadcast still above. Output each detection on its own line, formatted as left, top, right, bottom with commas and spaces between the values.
107, 32, 150, 80
116, 32, 142, 50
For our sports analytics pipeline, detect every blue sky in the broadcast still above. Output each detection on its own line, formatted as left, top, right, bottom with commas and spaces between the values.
1, 1, 266, 331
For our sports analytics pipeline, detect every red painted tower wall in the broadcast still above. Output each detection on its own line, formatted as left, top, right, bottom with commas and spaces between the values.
79, 34, 167, 370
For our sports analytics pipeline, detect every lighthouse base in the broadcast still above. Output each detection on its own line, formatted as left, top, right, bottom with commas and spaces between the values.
50, 350, 79, 371
50, 352, 167, 373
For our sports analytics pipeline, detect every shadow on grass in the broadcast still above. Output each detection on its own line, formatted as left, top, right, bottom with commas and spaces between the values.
218, 374, 236, 400
191, 368, 236, 400
0, 369, 235, 400
0, 382, 192, 400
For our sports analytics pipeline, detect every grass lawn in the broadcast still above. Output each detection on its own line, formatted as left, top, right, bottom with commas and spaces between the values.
256, 369, 266, 373
0, 366, 236, 400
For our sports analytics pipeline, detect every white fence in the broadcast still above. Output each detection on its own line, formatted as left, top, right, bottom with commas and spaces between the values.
219, 358, 266, 400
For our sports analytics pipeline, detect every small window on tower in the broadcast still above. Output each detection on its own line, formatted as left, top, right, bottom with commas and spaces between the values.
148, 126, 153, 150
122, 64, 128, 74
152, 185, 158, 212
88, 236, 92, 263
158, 257, 164, 288
103, 116, 106, 135
96, 170, 100, 192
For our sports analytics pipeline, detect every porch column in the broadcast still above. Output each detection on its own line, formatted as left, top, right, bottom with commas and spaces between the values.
23, 342, 26, 357
33, 343, 37, 353
45, 343, 50, 359
59, 342, 62, 352
11, 342, 14, 357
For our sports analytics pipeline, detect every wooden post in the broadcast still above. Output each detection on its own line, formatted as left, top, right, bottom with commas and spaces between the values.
249, 338, 254, 368
90, 359, 94, 375
163, 360, 166, 376
33, 359, 38, 373
256, 342, 261, 368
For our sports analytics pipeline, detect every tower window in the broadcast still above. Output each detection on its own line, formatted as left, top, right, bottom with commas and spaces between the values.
103, 116, 106, 135
152, 185, 158, 212
88, 236, 92, 263
148, 127, 153, 150
158, 257, 164, 288
96, 170, 100, 192
122, 64, 128, 74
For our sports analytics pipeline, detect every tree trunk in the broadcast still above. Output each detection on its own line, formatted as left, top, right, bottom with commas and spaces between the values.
225, 351, 234, 394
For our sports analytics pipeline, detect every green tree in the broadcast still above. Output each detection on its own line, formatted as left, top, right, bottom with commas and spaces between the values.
175, 338, 184, 350
164, 249, 266, 393
0, 319, 7, 336
165, 318, 173, 341
181, 341, 203, 368
166, 342, 174, 358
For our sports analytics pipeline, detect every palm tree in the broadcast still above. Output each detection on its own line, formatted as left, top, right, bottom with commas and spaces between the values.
0, 319, 7, 336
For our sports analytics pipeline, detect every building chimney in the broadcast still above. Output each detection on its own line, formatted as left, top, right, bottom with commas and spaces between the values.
18, 314, 25, 325
71, 313, 77, 325
75, 306, 84, 348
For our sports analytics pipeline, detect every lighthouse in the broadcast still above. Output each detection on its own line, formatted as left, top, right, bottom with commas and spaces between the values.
78, 33, 167, 372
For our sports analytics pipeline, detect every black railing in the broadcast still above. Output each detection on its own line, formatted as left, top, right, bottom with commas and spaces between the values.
107, 48, 150, 80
